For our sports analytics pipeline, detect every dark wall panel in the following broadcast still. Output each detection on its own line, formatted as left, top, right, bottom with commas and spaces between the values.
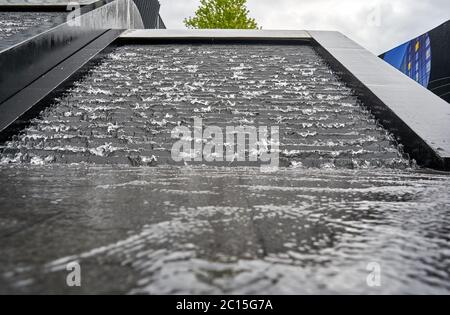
0, 0, 144, 106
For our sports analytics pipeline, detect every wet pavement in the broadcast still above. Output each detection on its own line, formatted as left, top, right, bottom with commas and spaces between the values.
0, 44, 449, 294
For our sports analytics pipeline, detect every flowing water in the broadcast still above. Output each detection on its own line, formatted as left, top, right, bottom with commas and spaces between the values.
0, 12, 65, 42
1, 45, 410, 168
0, 45, 449, 294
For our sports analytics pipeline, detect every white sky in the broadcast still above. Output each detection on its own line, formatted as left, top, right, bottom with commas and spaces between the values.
159, 0, 450, 55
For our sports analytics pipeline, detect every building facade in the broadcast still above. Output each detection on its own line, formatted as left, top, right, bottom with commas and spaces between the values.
380, 20, 450, 103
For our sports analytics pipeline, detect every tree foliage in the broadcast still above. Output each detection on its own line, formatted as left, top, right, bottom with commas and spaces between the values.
184, 0, 259, 29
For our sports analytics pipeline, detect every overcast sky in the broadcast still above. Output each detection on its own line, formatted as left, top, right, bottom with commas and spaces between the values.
159, 0, 450, 55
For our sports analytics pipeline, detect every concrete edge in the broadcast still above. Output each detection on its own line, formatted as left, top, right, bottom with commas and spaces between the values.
308, 30, 450, 171
118, 29, 312, 45
119, 29, 311, 39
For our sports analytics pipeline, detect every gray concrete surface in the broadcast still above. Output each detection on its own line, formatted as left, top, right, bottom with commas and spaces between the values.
120, 29, 311, 40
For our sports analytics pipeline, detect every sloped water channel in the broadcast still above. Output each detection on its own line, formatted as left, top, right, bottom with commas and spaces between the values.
0, 45, 449, 294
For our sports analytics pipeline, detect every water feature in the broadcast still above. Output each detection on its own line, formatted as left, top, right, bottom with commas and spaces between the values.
1, 45, 410, 169
0, 12, 66, 41
0, 45, 449, 294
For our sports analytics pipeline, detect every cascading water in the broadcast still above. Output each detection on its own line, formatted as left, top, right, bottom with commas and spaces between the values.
0, 12, 65, 41
1, 45, 411, 169
0, 44, 449, 294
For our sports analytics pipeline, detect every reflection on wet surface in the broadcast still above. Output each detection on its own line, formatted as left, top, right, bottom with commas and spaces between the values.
0, 165, 449, 294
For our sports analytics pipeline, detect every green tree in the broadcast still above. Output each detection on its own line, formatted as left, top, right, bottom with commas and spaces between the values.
184, 0, 259, 29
